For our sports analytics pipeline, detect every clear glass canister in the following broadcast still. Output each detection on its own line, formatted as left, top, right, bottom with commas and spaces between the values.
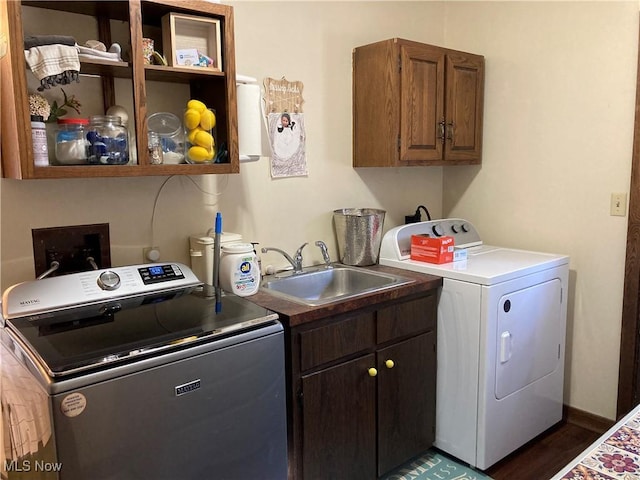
147, 112, 185, 164
55, 118, 89, 165
87, 115, 129, 165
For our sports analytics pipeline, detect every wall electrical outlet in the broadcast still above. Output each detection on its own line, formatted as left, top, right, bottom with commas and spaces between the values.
610, 193, 628, 217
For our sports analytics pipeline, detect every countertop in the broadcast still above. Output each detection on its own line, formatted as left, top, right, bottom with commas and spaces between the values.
246, 264, 443, 327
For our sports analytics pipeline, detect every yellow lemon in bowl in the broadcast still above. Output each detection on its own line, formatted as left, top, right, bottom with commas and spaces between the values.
194, 130, 214, 149
199, 109, 216, 130
184, 109, 201, 130
188, 145, 213, 163
187, 99, 207, 114
187, 126, 204, 144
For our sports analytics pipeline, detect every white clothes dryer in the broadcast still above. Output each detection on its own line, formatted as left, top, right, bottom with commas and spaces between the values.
379, 218, 569, 470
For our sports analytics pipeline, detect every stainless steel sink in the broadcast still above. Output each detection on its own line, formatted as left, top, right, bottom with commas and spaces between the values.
260, 265, 413, 306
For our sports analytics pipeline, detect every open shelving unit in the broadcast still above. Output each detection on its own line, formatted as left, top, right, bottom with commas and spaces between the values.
0, 0, 239, 179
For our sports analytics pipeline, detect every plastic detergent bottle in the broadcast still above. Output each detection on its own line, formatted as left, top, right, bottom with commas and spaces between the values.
219, 243, 260, 296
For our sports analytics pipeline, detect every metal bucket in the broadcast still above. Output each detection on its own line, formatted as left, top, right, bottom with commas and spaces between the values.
333, 208, 386, 266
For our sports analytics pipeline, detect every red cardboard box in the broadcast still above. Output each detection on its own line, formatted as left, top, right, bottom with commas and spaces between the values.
410, 235, 455, 264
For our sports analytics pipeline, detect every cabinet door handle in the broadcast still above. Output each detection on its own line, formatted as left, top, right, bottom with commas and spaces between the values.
446, 122, 454, 142
437, 120, 445, 144
385, 359, 395, 369
368, 367, 378, 377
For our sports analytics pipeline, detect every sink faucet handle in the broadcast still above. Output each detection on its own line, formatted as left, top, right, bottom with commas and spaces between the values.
315, 241, 331, 266
293, 242, 308, 271
261, 244, 308, 273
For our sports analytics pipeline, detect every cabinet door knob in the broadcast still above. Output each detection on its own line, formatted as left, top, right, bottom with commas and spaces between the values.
385, 359, 395, 369
368, 368, 378, 377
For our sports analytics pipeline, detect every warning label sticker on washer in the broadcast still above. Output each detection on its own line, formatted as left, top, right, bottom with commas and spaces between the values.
61, 392, 87, 417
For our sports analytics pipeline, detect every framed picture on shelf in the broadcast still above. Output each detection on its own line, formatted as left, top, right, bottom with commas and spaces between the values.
161, 13, 222, 72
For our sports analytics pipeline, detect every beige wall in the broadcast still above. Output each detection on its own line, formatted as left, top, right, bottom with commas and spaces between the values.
1, 1, 637, 420
1, 2, 444, 287
443, 1, 638, 420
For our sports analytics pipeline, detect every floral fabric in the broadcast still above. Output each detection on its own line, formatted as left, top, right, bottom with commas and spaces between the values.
558, 410, 640, 480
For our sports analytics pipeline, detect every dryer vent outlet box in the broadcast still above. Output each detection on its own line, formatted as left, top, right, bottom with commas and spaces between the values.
32, 223, 111, 278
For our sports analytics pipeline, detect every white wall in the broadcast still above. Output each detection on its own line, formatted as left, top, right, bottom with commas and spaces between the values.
443, 1, 638, 419
1, 1, 637, 421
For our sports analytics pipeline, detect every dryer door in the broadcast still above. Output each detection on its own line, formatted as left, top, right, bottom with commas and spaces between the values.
495, 278, 562, 399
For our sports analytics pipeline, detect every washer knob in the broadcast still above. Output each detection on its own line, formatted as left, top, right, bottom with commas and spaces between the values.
451, 224, 459, 234
432, 224, 444, 237
461, 223, 470, 233
97, 271, 121, 291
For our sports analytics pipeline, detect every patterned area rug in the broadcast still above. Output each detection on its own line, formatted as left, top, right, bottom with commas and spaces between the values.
382, 449, 494, 480
555, 407, 640, 480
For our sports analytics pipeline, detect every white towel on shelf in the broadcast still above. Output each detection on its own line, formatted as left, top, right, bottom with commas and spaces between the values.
76, 44, 122, 63
24, 44, 80, 90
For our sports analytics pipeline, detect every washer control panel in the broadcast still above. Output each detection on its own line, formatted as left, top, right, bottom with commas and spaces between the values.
2, 263, 200, 321
138, 264, 185, 285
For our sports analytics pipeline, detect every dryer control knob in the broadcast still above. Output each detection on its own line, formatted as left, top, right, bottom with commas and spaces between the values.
97, 271, 121, 291
432, 224, 444, 237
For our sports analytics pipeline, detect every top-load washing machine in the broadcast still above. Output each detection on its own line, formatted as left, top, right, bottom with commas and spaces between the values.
379, 218, 569, 470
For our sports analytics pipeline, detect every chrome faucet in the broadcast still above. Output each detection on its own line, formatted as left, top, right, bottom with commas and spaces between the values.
262, 243, 308, 273
315, 241, 332, 268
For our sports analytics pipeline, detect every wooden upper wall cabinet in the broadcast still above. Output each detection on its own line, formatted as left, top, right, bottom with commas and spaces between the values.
0, 0, 238, 179
353, 38, 484, 167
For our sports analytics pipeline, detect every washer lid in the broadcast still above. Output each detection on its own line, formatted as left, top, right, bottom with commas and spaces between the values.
4, 290, 278, 378
380, 244, 569, 285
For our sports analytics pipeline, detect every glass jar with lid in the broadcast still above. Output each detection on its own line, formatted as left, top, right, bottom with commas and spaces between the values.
86, 115, 129, 165
147, 112, 185, 164
55, 118, 89, 165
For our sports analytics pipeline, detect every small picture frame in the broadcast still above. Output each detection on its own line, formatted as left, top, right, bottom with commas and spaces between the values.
161, 13, 222, 72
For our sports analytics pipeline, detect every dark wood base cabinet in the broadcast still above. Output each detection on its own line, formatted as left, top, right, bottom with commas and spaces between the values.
287, 292, 438, 479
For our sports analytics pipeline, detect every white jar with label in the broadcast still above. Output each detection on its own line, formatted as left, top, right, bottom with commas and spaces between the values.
219, 243, 260, 296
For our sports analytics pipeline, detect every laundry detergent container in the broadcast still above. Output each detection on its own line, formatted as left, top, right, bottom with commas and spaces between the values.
333, 208, 386, 266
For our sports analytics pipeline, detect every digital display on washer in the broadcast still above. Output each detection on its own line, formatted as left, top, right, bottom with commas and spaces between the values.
149, 266, 163, 275
138, 264, 185, 284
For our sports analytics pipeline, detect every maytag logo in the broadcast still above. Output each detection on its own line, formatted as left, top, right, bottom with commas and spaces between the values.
175, 379, 201, 396
19, 298, 40, 306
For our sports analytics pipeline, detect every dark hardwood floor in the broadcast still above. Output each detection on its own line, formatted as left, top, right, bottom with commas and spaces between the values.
485, 420, 604, 480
